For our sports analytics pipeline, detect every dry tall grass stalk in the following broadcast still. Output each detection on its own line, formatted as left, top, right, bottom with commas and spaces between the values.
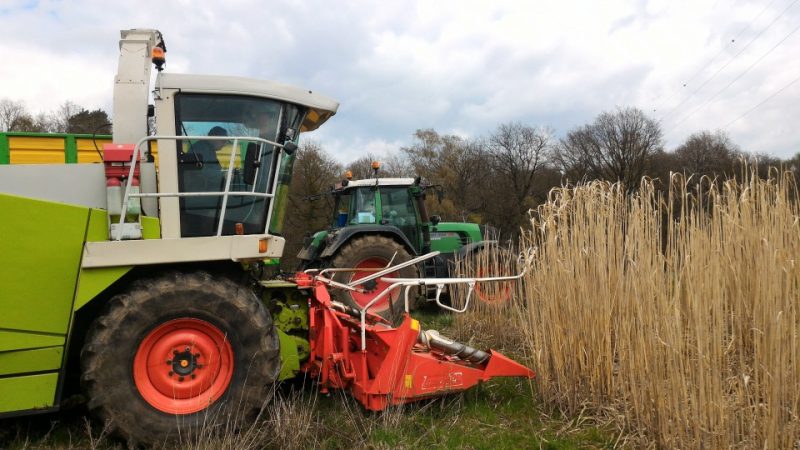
458, 168, 800, 448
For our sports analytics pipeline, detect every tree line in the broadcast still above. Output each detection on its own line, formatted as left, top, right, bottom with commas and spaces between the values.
283, 106, 800, 265
4, 97, 797, 263
0, 98, 110, 134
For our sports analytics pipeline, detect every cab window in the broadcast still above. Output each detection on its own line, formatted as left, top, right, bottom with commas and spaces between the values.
353, 189, 376, 224
175, 94, 283, 237
380, 187, 419, 249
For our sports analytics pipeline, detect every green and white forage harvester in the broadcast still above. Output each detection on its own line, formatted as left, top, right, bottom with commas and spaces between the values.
0, 29, 534, 444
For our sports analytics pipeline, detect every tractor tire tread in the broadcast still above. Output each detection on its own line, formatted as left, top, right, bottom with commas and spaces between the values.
80, 271, 279, 445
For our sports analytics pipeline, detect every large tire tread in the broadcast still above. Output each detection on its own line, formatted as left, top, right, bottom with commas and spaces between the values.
80, 271, 279, 446
330, 235, 417, 320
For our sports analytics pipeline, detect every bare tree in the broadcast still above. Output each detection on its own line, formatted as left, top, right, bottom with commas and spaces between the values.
281, 141, 343, 268
0, 98, 28, 131
346, 151, 408, 179
556, 107, 663, 190
484, 122, 551, 228
402, 129, 488, 222
347, 153, 380, 179
52, 101, 81, 133
674, 130, 740, 177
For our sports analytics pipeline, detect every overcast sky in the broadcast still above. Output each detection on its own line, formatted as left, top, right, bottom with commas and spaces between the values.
1, 0, 798, 161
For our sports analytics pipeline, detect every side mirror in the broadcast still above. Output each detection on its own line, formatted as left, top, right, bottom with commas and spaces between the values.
243, 142, 259, 185
283, 141, 298, 155
430, 215, 441, 226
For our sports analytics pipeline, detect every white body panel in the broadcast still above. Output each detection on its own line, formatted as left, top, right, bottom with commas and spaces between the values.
114, 29, 161, 145
346, 178, 416, 188
157, 73, 338, 131
0, 164, 107, 208
82, 234, 285, 268
153, 88, 181, 239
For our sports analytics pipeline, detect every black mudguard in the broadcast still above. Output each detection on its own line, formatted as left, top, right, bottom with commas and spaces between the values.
319, 225, 418, 260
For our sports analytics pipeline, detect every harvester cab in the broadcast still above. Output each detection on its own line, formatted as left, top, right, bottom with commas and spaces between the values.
88, 29, 339, 267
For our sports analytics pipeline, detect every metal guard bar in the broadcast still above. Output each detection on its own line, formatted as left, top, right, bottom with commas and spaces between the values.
117, 135, 287, 240
357, 251, 527, 351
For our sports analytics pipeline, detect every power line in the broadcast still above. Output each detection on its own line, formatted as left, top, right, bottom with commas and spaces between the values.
666, 21, 800, 133
722, 72, 800, 129
658, 0, 799, 123
651, 0, 779, 115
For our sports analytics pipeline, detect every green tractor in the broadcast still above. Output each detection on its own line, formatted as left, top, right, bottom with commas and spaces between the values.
297, 171, 502, 317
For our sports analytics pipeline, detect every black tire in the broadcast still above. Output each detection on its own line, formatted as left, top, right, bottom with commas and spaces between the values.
80, 271, 280, 446
330, 235, 418, 321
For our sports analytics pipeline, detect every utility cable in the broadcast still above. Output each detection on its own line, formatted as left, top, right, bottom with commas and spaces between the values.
658, 0, 799, 123
651, 0, 778, 115
721, 71, 800, 129
665, 21, 800, 135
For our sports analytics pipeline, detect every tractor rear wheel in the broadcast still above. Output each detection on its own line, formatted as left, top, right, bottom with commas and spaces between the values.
330, 235, 417, 321
80, 271, 280, 445
470, 247, 515, 305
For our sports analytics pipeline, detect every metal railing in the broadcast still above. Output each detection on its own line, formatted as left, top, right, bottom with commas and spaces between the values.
117, 135, 287, 239
306, 251, 529, 350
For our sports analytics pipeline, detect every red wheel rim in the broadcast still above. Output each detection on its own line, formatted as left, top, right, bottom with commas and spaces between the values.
133, 318, 234, 414
474, 266, 513, 304
349, 257, 400, 313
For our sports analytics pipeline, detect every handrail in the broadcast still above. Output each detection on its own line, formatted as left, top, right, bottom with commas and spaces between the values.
117, 135, 285, 240
305, 250, 530, 350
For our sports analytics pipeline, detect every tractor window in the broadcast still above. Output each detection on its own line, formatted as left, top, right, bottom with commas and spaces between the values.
333, 193, 351, 228
176, 94, 283, 237
380, 188, 419, 251
353, 189, 376, 224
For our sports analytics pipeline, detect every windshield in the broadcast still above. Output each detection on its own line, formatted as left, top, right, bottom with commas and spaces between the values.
176, 94, 283, 237
380, 187, 419, 249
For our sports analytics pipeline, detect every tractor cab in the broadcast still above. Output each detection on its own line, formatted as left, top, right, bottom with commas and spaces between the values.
330, 177, 425, 252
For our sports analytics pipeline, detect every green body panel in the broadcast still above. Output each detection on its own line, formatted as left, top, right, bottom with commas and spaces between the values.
0, 331, 64, 352
74, 267, 132, 311
262, 282, 310, 380
74, 208, 133, 310
269, 152, 297, 235
311, 230, 328, 248
64, 135, 77, 163
141, 215, 161, 239
0, 373, 59, 413
84, 208, 109, 242
0, 347, 63, 376
0, 194, 90, 335
277, 329, 300, 380
430, 222, 483, 253
0, 133, 9, 164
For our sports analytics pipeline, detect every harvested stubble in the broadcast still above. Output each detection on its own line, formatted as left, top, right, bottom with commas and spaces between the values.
458, 169, 800, 448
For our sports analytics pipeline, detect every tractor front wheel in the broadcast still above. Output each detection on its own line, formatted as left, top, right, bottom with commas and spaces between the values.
330, 235, 417, 321
80, 271, 280, 445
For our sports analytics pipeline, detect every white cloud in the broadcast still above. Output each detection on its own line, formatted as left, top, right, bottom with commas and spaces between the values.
0, 0, 798, 158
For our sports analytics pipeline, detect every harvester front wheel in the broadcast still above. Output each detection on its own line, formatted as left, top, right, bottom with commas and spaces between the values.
80, 271, 280, 445
330, 235, 417, 321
